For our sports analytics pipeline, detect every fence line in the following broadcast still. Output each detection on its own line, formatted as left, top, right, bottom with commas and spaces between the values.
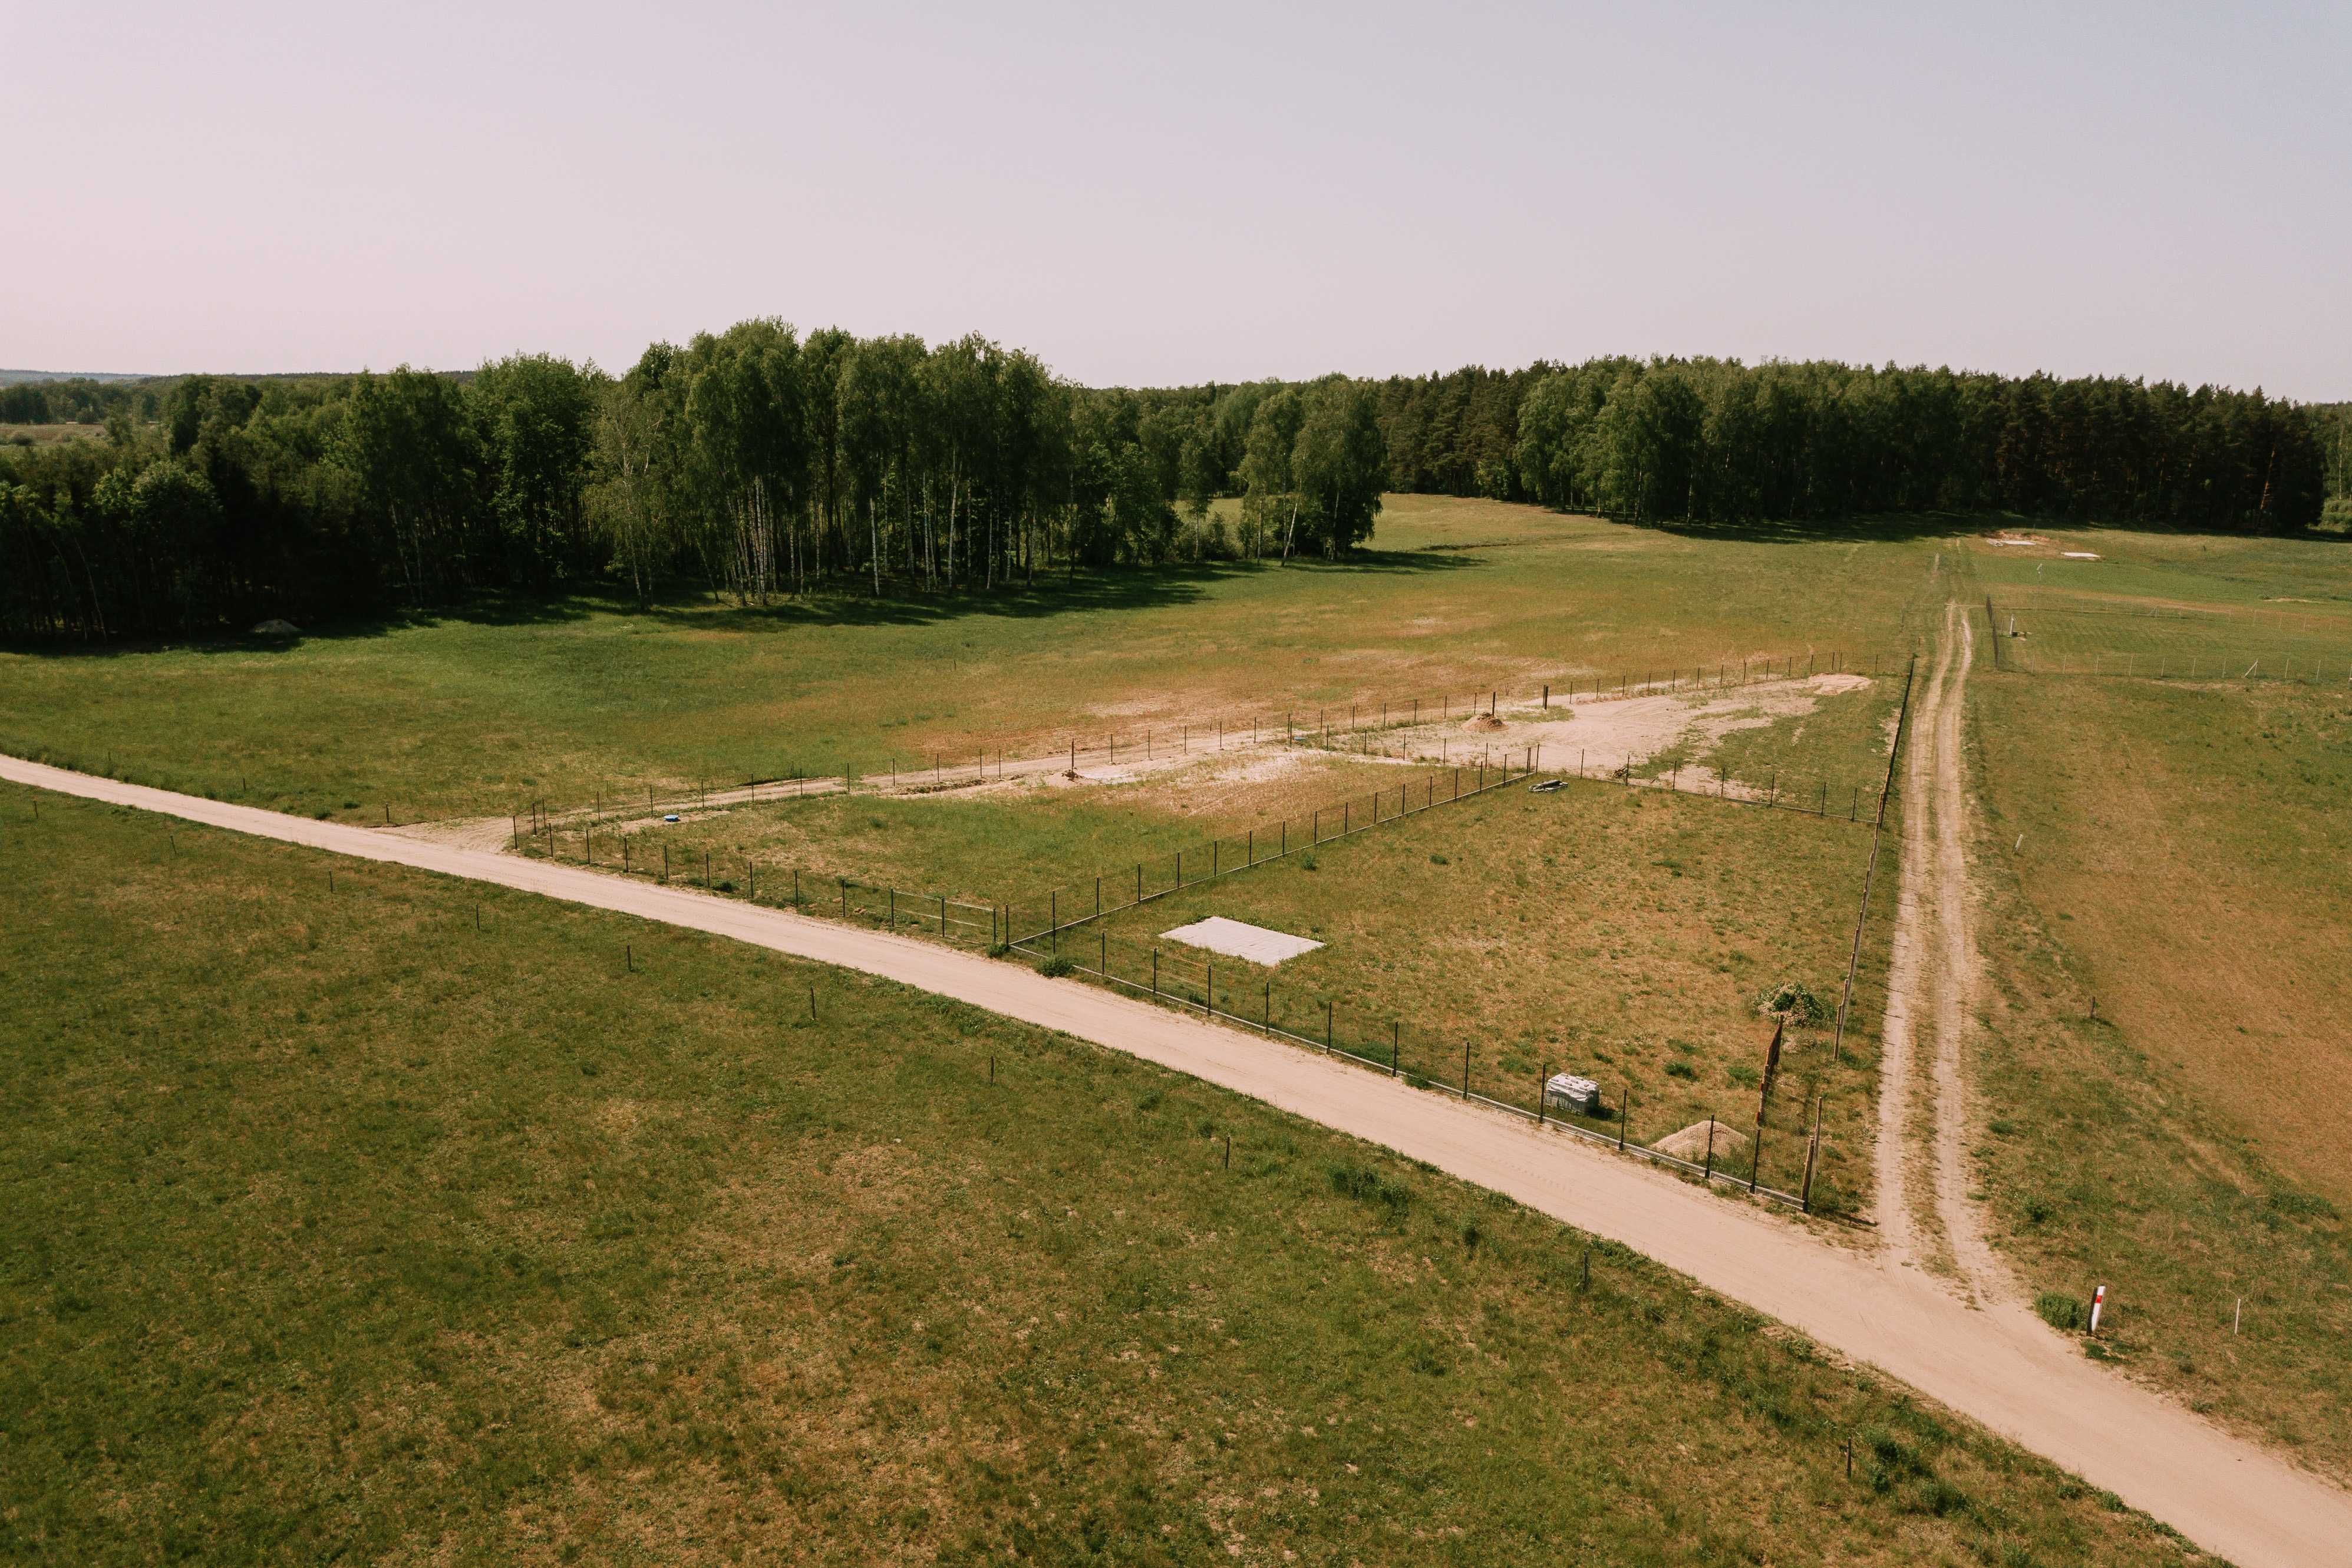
511, 764, 1837, 1214
999, 921, 1817, 1212
1008, 749, 1543, 948
1830, 655, 1916, 1081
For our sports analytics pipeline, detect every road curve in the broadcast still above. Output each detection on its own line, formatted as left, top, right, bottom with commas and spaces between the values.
6, 752, 2347, 1568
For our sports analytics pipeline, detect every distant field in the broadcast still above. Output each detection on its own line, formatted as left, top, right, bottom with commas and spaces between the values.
1957, 527, 2352, 1475
0, 783, 2202, 1565
0, 496, 1938, 823
1974, 527, 2352, 680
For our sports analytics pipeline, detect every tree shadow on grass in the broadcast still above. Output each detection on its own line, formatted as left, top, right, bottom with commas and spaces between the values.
2, 550, 1479, 659
639, 550, 1476, 635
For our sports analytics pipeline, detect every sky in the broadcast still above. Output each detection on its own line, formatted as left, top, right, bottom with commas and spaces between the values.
5, 1, 2346, 398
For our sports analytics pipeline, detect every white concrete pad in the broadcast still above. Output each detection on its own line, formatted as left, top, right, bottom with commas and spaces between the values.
1160, 915, 1324, 966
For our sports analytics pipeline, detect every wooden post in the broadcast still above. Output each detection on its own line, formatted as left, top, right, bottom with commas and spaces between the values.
1537, 1064, 1546, 1125
1462, 1041, 1471, 1098
1205, 961, 1214, 1016
942, 894, 949, 935
1325, 999, 1333, 1052
1703, 1119, 1717, 1180
1801, 1095, 1823, 1213
1619, 1085, 1629, 1151
1152, 949, 1159, 997
1392, 1021, 1400, 1077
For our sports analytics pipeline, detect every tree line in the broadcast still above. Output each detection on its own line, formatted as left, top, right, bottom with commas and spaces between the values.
1363, 359, 2330, 531
0, 327, 1388, 641
1, 330, 2337, 643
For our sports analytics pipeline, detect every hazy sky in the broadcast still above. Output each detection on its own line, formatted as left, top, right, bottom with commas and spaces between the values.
6, 1, 2346, 397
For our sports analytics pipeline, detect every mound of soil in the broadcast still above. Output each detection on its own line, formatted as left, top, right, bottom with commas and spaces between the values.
250, 618, 301, 636
1460, 712, 1506, 733
1651, 1119, 1749, 1166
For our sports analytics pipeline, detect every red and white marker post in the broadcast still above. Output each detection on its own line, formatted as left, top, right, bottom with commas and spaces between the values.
2089, 1284, 2107, 1335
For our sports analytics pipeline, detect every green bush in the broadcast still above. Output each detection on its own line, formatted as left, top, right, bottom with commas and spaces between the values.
1037, 953, 1076, 978
1665, 1060, 1697, 1081
1754, 980, 1829, 1028
2034, 1291, 2087, 1332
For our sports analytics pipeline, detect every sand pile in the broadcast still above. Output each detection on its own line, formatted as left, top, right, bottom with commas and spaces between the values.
1651, 1118, 1749, 1166
1460, 712, 1506, 733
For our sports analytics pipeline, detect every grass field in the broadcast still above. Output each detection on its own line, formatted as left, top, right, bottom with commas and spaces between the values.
547, 750, 1412, 908
1967, 664, 2352, 1475
0, 496, 1942, 824
0, 783, 2205, 1565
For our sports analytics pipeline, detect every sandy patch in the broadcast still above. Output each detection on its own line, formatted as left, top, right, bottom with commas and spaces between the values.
1652, 1119, 1749, 1164
385, 815, 520, 853
1362, 674, 1872, 783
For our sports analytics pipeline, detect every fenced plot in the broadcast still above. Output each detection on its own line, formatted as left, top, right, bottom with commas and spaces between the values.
1078, 769, 1883, 1210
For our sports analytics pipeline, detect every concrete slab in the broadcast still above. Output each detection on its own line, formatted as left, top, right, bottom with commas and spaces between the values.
1160, 915, 1324, 966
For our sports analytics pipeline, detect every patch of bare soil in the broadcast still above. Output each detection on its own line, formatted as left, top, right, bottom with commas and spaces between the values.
1367, 674, 1874, 784
384, 815, 519, 854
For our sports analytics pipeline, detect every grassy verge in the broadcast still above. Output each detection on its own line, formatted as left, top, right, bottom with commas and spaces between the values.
0, 497, 1941, 822
1968, 667, 2352, 1477
0, 781, 2201, 1565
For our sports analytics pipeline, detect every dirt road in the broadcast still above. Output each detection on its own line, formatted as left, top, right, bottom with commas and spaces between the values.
6, 751, 2347, 1567
1878, 602, 2003, 1285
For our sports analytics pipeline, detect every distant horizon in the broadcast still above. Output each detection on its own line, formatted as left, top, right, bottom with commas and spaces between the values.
6, 350, 2344, 405
8, 3, 2347, 402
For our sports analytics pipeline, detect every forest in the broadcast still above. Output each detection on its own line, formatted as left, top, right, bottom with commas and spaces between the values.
1, 325, 2339, 642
